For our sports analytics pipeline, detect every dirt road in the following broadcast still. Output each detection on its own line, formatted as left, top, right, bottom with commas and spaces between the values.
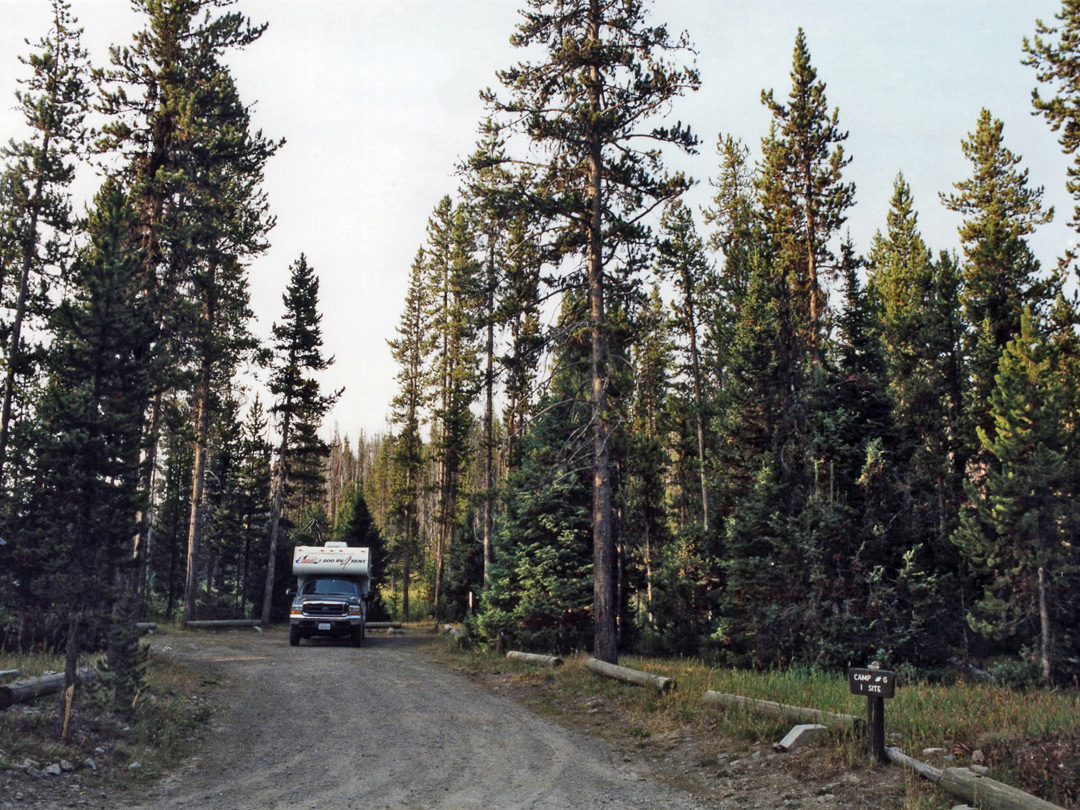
120, 628, 714, 810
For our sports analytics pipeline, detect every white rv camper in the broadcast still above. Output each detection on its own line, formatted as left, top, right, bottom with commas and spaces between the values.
288, 542, 370, 646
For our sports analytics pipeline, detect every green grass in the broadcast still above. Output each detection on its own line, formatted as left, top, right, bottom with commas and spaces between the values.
0, 644, 209, 786
447, 645, 1080, 807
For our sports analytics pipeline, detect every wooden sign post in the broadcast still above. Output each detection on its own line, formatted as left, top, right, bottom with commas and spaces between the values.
848, 664, 896, 763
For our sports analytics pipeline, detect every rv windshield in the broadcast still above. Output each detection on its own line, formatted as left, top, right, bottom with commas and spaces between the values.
302, 578, 359, 597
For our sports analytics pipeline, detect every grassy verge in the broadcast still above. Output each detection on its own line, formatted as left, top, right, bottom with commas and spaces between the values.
444, 644, 1079, 808
0, 642, 210, 789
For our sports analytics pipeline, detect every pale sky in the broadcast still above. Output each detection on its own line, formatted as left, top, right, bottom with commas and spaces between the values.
1, 0, 1074, 440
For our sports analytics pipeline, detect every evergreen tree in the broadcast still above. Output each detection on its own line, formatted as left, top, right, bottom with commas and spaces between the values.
656, 199, 713, 533
96, 0, 275, 582
235, 396, 272, 615
177, 62, 277, 622
953, 311, 1080, 683
423, 197, 481, 627
147, 403, 194, 617
1026, 0, 1080, 230
477, 299, 594, 654
31, 180, 154, 717
868, 176, 967, 560
0, 0, 90, 487
260, 254, 340, 624
485, 0, 700, 662
461, 120, 528, 590
387, 249, 432, 622
757, 28, 854, 357
335, 486, 390, 621
497, 217, 544, 473
941, 109, 1056, 449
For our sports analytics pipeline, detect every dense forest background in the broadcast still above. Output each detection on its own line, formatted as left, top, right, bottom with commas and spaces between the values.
2, 0, 1079, 700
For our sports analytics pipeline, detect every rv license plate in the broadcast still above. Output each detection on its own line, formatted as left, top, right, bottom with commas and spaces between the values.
318, 622, 331, 631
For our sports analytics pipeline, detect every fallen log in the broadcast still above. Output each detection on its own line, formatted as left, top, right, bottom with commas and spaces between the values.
507, 651, 563, 668
586, 658, 674, 693
0, 669, 19, 682
365, 622, 403, 630
885, 747, 1065, 810
0, 668, 97, 710
183, 619, 261, 629
136, 622, 157, 633
700, 690, 859, 731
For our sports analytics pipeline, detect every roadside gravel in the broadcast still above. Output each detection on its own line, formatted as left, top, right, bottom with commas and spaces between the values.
114, 628, 717, 810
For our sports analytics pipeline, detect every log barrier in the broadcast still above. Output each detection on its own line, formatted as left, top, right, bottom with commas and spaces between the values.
506, 651, 563, 668
586, 658, 675, 693
700, 690, 860, 731
0, 669, 97, 710
885, 747, 1066, 810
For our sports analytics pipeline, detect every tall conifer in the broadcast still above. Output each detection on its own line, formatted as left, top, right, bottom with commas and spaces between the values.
260, 255, 340, 625
0, 0, 90, 487
484, 0, 700, 662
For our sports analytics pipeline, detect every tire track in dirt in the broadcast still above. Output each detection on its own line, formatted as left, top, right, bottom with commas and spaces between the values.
118, 629, 713, 810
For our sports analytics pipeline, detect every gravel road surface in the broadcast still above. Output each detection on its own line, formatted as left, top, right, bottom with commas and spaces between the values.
120, 629, 714, 810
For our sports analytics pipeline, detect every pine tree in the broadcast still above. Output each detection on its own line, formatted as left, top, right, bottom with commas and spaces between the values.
484, 0, 700, 663
0, 0, 90, 487
177, 62, 277, 622
260, 255, 340, 625
624, 286, 681, 650
1026, 0, 1080, 229
423, 197, 481, 627
335, 486, 390, 620
236, 396, 272, 614
31, 180, 154, 719
147, 403, 194, 617
477, 297, 594, 654
758, 28, 854, 357
656, 199, 712, 532
952, 310, 1080, 682
941, 109, 1056, 449
461, 121, 514, 590
497, 217, 544, 472
96, 0, 276, 583
387, 249, 432, 623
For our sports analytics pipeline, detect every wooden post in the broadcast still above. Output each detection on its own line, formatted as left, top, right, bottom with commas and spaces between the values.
60, 684, 75, 743
868, 694, 886, 763
848, 663, 895, 764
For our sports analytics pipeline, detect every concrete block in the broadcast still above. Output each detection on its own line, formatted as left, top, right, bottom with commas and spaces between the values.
774, 723, 828, 753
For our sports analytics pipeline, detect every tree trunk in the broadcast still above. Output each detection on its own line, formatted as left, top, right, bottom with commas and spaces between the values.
183, 362, 212, 623
132, 394, 162, 593
260, 394, 292, 626
587, 0, 616, 665
682, 282, 709, 532
61, 608, 80, 743
1038, 566, 1052, 683
482, 242, 496, 590
260, 471, 285, 626
0, 158, 46, 481
402, 521, 411, 623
